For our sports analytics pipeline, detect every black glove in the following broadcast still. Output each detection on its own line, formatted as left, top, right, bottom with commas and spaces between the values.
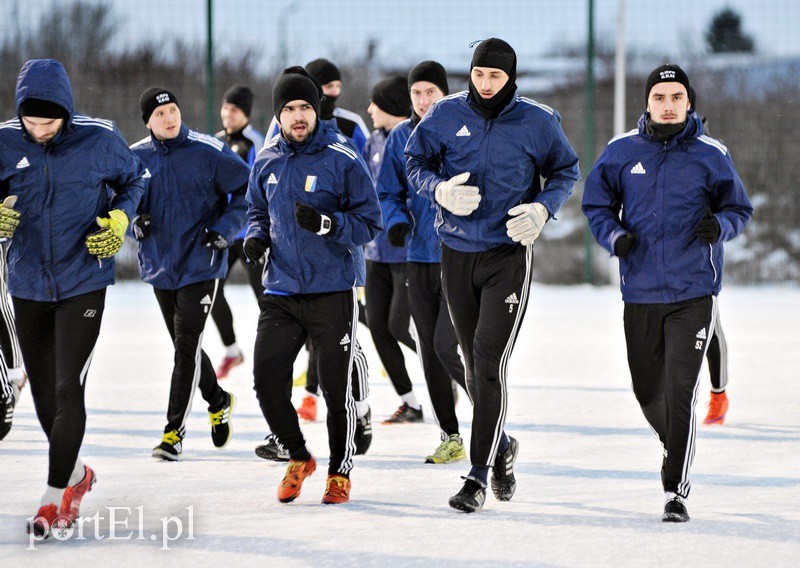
132, 214, 152, 240
695, 207, 721, 244
387, 223, 411, 247
295, 201, 337, 235
202, 229, 229, 250
614, 233, 637, 259
243, 237, 268, 264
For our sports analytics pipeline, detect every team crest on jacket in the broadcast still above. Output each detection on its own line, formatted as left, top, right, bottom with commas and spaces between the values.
304, 175, 317, 192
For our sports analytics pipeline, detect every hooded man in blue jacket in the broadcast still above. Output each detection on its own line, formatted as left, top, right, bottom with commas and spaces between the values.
378, 61, 468, 464
582, 64, 752, 523
0, 58, 147, 537
244, 69, 382, 505
130, 87, 249, 462
406, 39, 581, 513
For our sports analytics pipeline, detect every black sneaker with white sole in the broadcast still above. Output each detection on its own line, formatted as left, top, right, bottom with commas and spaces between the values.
449, 477, 487, 513
490, 436, 519, 501
255, 434, 290, 462
662, 495, 690, 523
0, 393, 15, 440
152, 429, 183, 461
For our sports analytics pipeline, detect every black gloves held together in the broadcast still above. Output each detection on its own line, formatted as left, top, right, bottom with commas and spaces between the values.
295, 201, 337, 235
243, 237, 268, 264
387, 223, 410, 247
614, 233, 637, 259
695, 207, 721, 244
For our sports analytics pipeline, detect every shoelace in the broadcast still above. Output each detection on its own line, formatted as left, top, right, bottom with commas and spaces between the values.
389, 404, 409, 420
209, 407, 230, 427
163, 431, 182, 445
325, 477, 348, 497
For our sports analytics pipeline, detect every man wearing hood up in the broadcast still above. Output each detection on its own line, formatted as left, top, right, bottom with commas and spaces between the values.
0, 58, 147, 537
406, 39, 581, 513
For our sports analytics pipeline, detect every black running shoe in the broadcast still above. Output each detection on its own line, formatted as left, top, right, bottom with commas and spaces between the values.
662, 495, 690, 523
382, 403, 423, 424
255, 434, 290, 462
355, 407, 372, 455
209, 391, 235, 448
490, 436, 519, 501
449, 477, 487, 513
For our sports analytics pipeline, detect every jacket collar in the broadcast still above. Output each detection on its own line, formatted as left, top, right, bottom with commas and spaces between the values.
277, 118, 337, 155
637, 110, 704, 146
151, 123, 189, 153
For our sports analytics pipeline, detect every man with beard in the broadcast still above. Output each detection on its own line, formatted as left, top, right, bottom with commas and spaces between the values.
245, 69, 381, 504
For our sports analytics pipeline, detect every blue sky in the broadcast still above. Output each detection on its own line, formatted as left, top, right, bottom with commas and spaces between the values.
8, 0, 800, 72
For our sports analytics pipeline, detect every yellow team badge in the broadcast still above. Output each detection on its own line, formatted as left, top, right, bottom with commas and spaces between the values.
304, 175, 317, 192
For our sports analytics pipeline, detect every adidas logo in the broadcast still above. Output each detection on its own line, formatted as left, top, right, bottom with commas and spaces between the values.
696, 327, 707, 340
267, 173, 278, 184
372, 152, 381, 163
456, 125, 471, 137
339, 333, 351, 346
200, 295, 213, 306
630, 162, 646, 175
504, 293, 519, 305
15, 157, 30, 169
142, 168, 152, 179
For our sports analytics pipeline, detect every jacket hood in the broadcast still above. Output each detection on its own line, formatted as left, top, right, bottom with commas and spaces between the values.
15, 59, 74, 125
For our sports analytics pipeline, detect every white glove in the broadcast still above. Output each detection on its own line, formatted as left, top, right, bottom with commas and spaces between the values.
506, 202, 549, 246
435, 172, 481, 216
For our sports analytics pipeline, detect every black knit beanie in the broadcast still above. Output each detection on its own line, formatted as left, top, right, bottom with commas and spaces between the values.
223, 84, 254, 116
19, 98, 68, 120
471, 37, 516, 77
371, 75, 411, 118
305, 58, 341, 86
272, 70, 320, 119
407, 61, 449, 96
644, 64, 691, 106
140, 87, 179, 124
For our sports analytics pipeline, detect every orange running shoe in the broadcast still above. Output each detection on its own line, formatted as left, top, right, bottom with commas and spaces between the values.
704, 391, 729, 425
277, 457, 316, 503
296, 394, 317, 422
28, 503, 72, 539
61, 465, 97, 522
322, 474, 351, 504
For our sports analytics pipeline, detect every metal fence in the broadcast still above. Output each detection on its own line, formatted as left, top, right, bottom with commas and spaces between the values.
2, 0, 798, 284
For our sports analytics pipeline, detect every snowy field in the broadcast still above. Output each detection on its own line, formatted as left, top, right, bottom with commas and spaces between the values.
1, 282, 798, 566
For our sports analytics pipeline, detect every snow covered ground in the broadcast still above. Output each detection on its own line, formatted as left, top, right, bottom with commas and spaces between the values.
2, 282, 798, 566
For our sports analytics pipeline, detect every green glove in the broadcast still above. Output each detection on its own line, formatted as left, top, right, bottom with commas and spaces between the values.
0, 196, 21, 239
86, 209, 129, 258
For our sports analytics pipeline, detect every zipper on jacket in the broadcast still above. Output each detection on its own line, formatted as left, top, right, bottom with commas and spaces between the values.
708, 244, 718, 283
284, 155, 308, 292
43, 149, 57, 300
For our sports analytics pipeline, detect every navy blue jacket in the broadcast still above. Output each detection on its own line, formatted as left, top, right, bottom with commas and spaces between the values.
582, 112, 753, 303
130, 124, 249, 290
363, 127, 408, 263
0, 59, 146, 301
405, 92, 580, 253
246, 120, 382, 295
378, 119, 441, 263
216, 123, 265, 241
